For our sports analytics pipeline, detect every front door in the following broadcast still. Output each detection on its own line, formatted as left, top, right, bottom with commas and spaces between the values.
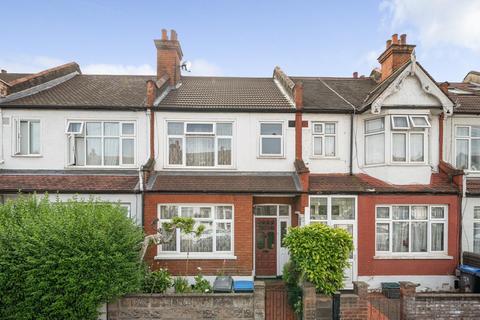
255, 218, 277, 276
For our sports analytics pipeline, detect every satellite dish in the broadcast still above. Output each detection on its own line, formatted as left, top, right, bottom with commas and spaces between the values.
181, 60, 192, 72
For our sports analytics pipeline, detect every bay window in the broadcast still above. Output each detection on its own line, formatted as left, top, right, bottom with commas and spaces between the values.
455, 126, 480, 171
259, 122, 283, 156
167, 121, 233, 167
365, 118, 385, 165
66, 120, 135, 166
312, 122, 336, 157
158, 204, 234, 256
375, 205, 447, 255
14, 119, 40, 155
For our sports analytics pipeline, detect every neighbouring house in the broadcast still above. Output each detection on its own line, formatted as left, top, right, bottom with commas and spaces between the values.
0, 30, 469, 291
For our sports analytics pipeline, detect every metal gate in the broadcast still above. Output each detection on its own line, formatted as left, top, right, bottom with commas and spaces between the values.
265, 281, 295, 320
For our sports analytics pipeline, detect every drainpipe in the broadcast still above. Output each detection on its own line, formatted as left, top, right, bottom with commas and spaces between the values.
349, 113, 354, 175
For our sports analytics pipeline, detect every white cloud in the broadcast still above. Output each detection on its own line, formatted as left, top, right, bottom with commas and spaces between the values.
381, 0, 480, 52
0, 55, 66, 73
187, 59, 223, 76
82, 63, 155, 75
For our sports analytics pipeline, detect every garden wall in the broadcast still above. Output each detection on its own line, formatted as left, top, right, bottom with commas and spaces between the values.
107, 281, 265, 320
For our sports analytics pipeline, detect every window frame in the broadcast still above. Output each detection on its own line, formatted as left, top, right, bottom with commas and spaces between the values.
165, 121, 234, 168
156, 204, 235, 259
65, 121, 84, 134
65, 120, 136, 167
390, 130, 426, 164
391, 115, 411, 130
311, 121, 337, 158
364, 117, 386, 165
454, 125, 480, 171
409, 115, 431, 128
13, 118, 41, 156
375, 204, 448, 256
259, 121, 284, 158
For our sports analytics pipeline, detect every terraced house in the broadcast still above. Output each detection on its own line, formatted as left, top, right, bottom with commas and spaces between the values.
0, 30, 473, 291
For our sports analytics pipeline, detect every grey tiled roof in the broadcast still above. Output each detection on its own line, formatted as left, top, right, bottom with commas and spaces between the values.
157, 76, 294, 110
447, 82, 480, 114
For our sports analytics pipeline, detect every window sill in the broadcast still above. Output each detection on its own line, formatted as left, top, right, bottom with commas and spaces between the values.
155, 254, 237, 260
374, 255, 453, 260
163, 166, 236, 170
64, 165, 138, 169
257, 155, 285, 159
309, 156, 339, 160
12, 154, 43, 158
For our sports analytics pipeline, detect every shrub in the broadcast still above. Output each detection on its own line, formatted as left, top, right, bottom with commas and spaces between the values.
282, 261, 303, 315
283, 223, 353, 295
173, 277, 191, 293
192, 275, 212, 293
0, 195, 144, 320
143, 268, 173, 293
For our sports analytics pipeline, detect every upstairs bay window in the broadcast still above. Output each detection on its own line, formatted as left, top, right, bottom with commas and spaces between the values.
376, 205, 447, 255
66, 121, 135, 166
312, 122, 336, 157
259, 122, 283, 157
14, 119, 40, 155
455, 126, 480, 171
167, 121, 233, 167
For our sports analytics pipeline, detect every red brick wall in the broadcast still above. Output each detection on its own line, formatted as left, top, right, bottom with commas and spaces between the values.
144, 193, 253, 276
357, 194, 460, 276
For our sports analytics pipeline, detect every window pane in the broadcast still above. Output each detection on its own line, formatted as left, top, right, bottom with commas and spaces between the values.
86, 122, 101, 136
325, 123, 336, 134
376, 207, 390, 219
122, 139, 135, 165
104, 122, 119, 136
456, 139, 469, 169
472, 126, 480, 137
392, 222, 409, 252
280, 221, 288, 248
456, 127, 469, 137
474, 222, 480, 253
325, 136, 335, 156
410, 133, 424, 162
217, 123, 232, 136
279, 205, 289, 216
261, 123, 282, 135
313, 123, 323, 134
393, 116, 409, 128
104, 138, 119, 165
186, 123, 213, 133
411, 222, 428, 252
472, 139, 480, 171
392, 206, 409, 220
254, 205, 277, 216
376, 223, 390, 251
218, 138, 232, 165
262, 137, 281, 155
365, 118, 384, 133
186, 136, 214, 166
392, 133, 406, 161
411, 206, 428, 220
75, 137, 85, 166
160, 206, 178, 219
431, 207, 445, 219
168, 122, 183, 135
474, 207, 480, 220
216, 222, 231, 251
365, 133, 385, 164
162, 230, 176, 251
20, 121, 28, 154
86, 137, 102, 165
431, 223, 444, 251
122, 123, 135, 135
313, 136, 323, 155
310, 198, 327, 220
29, 121, 40, 154
181, 222, 213, 252
67, 122, 82, 133
411, 116, 429, 127
168, 137, 183, 165
331, 198, 355, 220
215, 206, 232, 220
181, 207, 211, 218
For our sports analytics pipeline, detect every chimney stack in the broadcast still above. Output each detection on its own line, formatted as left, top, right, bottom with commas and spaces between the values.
377, 33, 416, 81
353, 72, 358, 79
154, 29, 183, 86
1, 69, 6, 74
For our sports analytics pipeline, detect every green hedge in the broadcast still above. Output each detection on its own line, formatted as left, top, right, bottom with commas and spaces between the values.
0, 195, 144, 320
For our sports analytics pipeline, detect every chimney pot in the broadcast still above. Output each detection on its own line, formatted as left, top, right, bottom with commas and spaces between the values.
353, 72, 358, 79
161, 29, 168, 40
386, 40, 392, 48
171, 30, 177, 41
400, 34, 407, 45
392, 33, 399, 44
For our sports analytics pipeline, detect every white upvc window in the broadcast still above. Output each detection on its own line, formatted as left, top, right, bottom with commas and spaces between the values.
158, 204, 234, 256
312, 122, 336, 157
13, 119, 41, 155
391, 115, 429, 163
65, 120, 136, 167
166, 121, 233, 167
259, 122, 284, 157
455, 125, 480, 171
474, 207, 480, 253
375, 205, 447, 255
364, 117, 385, 165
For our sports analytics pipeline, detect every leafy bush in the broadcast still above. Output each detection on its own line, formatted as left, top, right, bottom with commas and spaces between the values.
143, 268, 173, 293
173, 277, 191, 293
283, 223, 353, 295
282, 261, 303, 315
192, 275, 212, 293
0, 195, 144, 320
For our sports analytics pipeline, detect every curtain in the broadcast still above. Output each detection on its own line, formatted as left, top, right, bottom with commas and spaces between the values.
75, 137, 85, 166
392, 133, 406, 161
217, 138, 231, 165
411, 222, 427, 252
376, 223, 390, 251
325, 136, 335, 156
456, 139, 469, 169
410, 133, 424, 162
471, 139, 480, 171
216, 222, 231, 251
186, 136, 214, 166
168, 138, 183, 164
313, 136, 323, 155
393, 222, 409, 252
122, 138, 135, 164
104, 138, 119, 165
365, 133, 385, 164
86, 138, 102, 165
431, 223, 444, 251
181, 222, 213, 252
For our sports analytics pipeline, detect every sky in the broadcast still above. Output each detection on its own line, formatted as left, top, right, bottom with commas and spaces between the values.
1, 0, 479, 82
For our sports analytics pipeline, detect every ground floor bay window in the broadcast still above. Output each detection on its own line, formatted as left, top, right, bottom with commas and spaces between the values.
157, 204, 234, 258
375, 205, 447, 256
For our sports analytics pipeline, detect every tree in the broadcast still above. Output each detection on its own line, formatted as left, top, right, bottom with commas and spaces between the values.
0, 195, 144, 320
